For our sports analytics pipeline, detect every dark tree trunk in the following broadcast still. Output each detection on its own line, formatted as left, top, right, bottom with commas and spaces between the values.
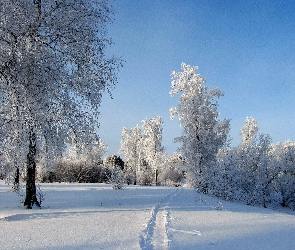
24, 130, 40, 209
155, 169, 158, 186
13, 166, 20, 191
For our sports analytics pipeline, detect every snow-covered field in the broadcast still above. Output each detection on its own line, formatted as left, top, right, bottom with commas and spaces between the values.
1, 181, 295, 250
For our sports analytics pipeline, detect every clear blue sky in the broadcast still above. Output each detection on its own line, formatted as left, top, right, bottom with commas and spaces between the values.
98, 0, 295, 156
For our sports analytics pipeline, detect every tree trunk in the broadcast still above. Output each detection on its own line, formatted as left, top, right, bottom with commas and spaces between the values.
24, 129, 40, 209
13, 166, 20, 191
155, 169, 158, 186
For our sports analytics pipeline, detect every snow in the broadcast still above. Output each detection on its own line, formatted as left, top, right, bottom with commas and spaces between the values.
1, 181, 295, 250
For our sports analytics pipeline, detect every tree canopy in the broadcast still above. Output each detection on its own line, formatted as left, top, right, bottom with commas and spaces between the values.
0, 0, 121, 207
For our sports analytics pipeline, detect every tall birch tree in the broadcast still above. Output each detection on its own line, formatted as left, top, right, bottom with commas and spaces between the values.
119, 125, 143, 185
169, 63, 230, 190
0, 0, 120, 208
141, 116, 164, 185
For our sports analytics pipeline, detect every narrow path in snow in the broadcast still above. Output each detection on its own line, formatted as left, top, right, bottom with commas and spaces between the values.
139, 188, 180, 250
152, 209, 169, 249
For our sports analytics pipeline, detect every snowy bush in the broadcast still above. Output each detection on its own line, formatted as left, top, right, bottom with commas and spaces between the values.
103, 154, 125, 189
44, 161, 105, 183
106, 166, 125, 190
43, 139, 107, 183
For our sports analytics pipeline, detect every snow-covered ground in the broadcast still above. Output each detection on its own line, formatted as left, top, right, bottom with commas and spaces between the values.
1, 181, 295, 250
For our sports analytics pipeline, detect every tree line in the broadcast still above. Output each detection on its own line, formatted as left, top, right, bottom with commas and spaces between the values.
118, 63, 295, 210
164, 63, 295, 210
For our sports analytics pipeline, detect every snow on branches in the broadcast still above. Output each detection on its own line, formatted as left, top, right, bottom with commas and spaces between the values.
0, 0, 121, 207
169, 63, 230, 189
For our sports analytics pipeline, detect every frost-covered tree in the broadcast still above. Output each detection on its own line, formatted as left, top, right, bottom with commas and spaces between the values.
235, 118, 274, 206
157, 152, 184, 186
240, 117, 259, 145
68, 132, 107, 167
141, 116, 164, 185
255, 134, 273, 207
119, 125, 143, 185
235, 117, 261, 203
270, 141, 295, 209
213, 147, 238, 200
0, 0, 120, 208
213, 118, 279, 208
169, 63, 230, 190
120, 117, 165, 185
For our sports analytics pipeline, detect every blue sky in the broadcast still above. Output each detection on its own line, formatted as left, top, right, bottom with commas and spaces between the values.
98, 0, 295, 156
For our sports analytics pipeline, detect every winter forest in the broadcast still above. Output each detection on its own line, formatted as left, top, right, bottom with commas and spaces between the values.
0, 0, 295, 212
